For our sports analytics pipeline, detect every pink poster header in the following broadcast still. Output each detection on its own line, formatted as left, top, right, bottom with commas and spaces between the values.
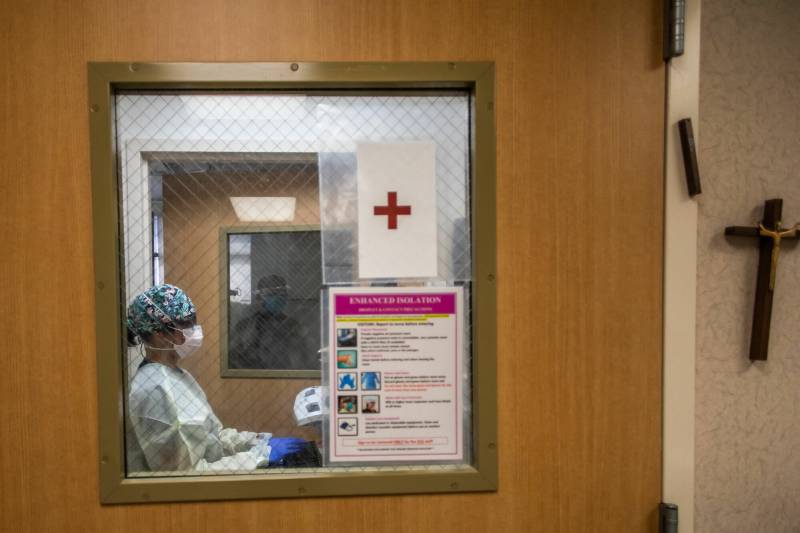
335, 292, 456, 316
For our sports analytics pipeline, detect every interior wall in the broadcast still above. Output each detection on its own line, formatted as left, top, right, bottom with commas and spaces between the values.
0, 1, 665, 531
162, 168, 319, 440
696, 1, 800, 531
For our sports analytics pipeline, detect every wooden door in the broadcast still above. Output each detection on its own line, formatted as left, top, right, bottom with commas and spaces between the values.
0, 1, 663, 531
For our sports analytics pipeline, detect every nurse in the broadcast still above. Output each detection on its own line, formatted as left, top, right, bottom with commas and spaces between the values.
125, 283, 307, 473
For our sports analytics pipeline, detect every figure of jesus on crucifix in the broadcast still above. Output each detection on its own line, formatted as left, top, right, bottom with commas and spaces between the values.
758, 222, 798, 290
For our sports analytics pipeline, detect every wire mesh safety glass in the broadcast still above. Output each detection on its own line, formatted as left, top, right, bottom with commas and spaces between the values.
116, 91, 473, 477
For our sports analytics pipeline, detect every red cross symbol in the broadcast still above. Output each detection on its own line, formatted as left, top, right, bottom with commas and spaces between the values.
373, 192, 412, 230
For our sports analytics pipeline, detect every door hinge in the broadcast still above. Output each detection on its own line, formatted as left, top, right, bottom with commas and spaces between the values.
663, 0, 686, 60
659, 502, 679, 533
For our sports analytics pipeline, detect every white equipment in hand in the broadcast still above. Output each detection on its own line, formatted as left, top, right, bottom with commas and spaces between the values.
293, 386, 328, 426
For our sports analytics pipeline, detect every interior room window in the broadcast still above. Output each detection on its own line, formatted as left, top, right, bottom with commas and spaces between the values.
115, 91, 472, 477
223, 227, 322, 373
151, 212, 164, 285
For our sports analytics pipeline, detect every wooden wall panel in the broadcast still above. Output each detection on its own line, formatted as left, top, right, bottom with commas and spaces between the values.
0, 0, 663, 531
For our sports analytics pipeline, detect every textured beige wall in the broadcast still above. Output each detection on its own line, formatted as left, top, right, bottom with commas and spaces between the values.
697, 1, 800, 531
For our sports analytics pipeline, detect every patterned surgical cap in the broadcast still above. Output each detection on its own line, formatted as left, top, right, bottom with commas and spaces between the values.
127, 284, 196, 337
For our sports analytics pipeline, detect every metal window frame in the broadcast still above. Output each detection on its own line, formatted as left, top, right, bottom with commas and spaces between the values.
219, 224, 322, 379
89, 61, 497, 504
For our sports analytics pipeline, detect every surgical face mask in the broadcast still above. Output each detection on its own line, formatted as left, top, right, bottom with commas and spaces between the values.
262, 295, 287, 315
174, 325, 204, 359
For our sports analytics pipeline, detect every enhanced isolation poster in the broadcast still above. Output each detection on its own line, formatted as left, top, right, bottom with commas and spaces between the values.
327, 286, 464, 463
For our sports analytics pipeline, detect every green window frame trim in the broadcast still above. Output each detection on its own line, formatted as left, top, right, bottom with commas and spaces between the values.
89, 61, 497, 504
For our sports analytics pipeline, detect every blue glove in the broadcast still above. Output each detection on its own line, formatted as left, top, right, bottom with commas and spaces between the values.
268, 437, 307, 466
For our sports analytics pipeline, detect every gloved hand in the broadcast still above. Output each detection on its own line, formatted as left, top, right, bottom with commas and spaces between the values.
249, 433, 272, 467
267, 437, 307, 466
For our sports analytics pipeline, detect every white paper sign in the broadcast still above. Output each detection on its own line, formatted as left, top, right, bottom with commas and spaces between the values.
327, 286, 464, 463
357, 141, 438, 278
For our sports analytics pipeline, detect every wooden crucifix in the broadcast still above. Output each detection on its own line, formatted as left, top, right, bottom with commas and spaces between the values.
725, 198, 799, 361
